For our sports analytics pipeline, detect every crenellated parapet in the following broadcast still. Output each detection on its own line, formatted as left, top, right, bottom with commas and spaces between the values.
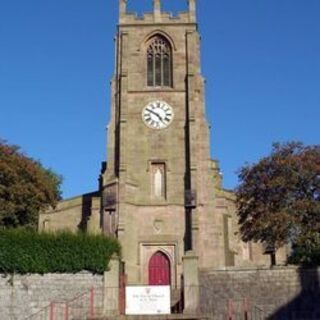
119, 0, 197, 25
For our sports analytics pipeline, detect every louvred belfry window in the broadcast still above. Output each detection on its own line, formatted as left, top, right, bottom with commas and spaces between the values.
147, 36, 172, 87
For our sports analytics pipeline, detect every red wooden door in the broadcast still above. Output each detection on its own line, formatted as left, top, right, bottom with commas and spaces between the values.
148, 251, 171, 285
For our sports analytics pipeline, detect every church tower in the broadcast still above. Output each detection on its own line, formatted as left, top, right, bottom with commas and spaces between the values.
100, 0, 233, 286
39, 0, 282, 287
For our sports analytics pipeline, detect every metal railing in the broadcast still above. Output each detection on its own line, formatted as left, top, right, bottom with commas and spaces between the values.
25, 287, 105, 320
197, 283, 268, 320
24, 282, 270, 320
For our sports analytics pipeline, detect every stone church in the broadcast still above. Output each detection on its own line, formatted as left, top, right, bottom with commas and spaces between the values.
39, 0, 286, 287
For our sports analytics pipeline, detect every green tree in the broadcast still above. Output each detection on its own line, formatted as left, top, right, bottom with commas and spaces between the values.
0, 139, 62, 228
236, 142, 320, 265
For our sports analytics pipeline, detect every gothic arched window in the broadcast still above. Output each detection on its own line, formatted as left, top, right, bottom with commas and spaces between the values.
147, 36, 172, 87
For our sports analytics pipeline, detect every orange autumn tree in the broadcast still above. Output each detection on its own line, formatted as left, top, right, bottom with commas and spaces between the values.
236, 142, 320, 265
0, 139, 62, 229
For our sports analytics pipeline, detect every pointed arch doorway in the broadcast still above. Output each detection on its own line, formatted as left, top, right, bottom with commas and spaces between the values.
148, 251, 171, 286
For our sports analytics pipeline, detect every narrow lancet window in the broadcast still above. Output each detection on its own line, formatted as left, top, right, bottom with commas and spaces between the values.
151, 163, 166, 199
147, 36, 172, 87
154, 168, 163, 198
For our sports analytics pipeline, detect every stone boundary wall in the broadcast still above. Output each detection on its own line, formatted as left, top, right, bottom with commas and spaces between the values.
0, 273, 103, 320
199, 266, 320, 319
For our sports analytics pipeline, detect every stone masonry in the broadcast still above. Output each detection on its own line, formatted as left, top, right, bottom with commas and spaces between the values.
199, 267, 320, 320
0, 273, 103, 320
1, 267, 319, 319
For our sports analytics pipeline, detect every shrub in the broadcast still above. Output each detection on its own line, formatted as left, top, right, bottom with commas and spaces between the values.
0, 229, 121, 274
288, 233, 320, 266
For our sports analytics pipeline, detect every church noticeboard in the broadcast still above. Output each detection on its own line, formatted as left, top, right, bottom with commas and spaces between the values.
125, 286, 171, 315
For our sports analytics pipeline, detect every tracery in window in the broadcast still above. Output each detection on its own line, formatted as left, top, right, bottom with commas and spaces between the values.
147, 36, 172, 87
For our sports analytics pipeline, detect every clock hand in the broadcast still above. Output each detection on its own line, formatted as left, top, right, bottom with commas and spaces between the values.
146, 108, 162, 120
158, 115, 166, 124
154, 110, 169, 124
156, 113, 167, 124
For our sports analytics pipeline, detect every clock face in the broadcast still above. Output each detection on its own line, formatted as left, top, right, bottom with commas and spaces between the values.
142, 101, 174, 130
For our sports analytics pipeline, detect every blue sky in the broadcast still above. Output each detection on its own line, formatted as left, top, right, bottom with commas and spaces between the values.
1, 0, 319, 198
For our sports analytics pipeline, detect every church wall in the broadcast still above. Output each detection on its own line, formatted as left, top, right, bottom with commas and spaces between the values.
39, 193, 100, 233
199, 267, 320, 319
119, 204, 185, 287
124, 92, 187, 196
116, 23, 195, 204
39, 197, 84, 233
0, 273, 103, 320
1, 267, 317, 320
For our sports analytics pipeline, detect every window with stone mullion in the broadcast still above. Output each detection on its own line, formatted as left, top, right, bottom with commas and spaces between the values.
147, 36, 172, 87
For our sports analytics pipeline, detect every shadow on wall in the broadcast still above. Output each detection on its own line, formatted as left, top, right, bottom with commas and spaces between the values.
268, 267, 320, 320
78, 192, 100, 231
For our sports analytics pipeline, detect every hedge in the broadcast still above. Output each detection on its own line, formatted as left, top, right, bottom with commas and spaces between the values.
288, 244, 320, 267
0, 229, 121, 274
